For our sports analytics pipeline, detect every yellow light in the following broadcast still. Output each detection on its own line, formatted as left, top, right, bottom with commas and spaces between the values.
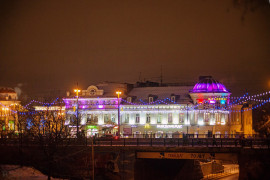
144, 123, 150, 129
74, 89, 81, 93
116, 91, 122, 95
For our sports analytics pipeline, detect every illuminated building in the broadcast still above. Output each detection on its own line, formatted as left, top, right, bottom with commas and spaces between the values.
63, 77, 253, 137
64, 82, 128, 137
0, 87, 20, 134
33, 105, 66, 134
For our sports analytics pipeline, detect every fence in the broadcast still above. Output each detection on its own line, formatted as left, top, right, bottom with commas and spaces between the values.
0, 135, 270, 149
203, 166, 239, 179
92, 137, 270, 149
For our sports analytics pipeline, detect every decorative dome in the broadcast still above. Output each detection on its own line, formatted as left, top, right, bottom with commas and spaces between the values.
191, 76, 229, 93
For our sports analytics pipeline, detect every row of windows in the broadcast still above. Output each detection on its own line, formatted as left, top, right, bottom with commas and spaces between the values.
125, 113, 185, 124
127, 96, 176, 103
70, 112, 227, 125
67, 100, 118, 106
125, 113, 227, 124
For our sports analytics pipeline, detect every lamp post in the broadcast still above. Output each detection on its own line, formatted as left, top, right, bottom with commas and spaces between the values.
186, 104, 189, 135
74, 88, 81, 138
116, 91, 122, 136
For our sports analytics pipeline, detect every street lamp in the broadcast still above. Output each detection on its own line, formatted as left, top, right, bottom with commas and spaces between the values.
74, 88, 81, 138
116, 91, 122, 136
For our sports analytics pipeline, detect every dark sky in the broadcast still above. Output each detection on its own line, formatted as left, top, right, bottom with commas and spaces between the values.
0, 0, 270, 97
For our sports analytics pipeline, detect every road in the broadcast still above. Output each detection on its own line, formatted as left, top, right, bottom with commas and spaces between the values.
218, 173, 239, 180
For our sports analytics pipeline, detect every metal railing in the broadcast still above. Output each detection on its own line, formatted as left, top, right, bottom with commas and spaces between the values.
92, 137, 270, 149
203, 166, 239, 179
0, 135, 269, 149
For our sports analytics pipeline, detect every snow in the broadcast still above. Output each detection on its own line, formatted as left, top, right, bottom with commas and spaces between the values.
0, 165, 62, 180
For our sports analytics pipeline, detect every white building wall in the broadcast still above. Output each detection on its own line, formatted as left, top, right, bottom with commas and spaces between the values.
151, 113, 157, 124
162, 113, 167, 124
98, 114, 103, 125
173, 112, 179, 124
130, 113, 135, 125
140, 112, 146, 125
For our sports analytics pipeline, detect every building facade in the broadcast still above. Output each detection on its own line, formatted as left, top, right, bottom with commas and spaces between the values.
0, 87, 20, 134
64, 77, 253, 138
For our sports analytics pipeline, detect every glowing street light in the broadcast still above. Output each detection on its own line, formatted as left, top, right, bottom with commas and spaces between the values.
116, 91, 122, 136
74, 88, 81, 138
74, 89, 81, 97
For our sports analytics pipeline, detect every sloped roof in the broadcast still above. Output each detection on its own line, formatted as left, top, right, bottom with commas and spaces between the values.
126, 86, 193, 104
0, 87, 16, 93
96, 82, 128, 97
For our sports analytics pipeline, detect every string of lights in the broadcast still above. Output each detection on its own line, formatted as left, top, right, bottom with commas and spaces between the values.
1, 90, 270, 116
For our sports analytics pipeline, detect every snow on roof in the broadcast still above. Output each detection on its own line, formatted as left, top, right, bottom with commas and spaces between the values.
0, 87, 16, 93
127, 86, 193, 104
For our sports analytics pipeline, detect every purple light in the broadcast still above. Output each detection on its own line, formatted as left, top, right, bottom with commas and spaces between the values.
209, 100, 216, 104
191, 78, 229, 93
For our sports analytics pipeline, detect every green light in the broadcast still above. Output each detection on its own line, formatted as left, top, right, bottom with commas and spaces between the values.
87, 125, 97, 129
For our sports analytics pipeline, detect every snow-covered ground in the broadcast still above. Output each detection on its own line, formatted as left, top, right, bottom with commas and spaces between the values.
0, 165, 61, 180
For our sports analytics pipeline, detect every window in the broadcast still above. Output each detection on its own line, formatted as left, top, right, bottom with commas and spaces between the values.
90, 89, 96, 95
168, 113, 172, 123
93, 115, 98, 123
135, 114, 140, 123
171, 96, 175, 103
104, 114, 109, 123
157, 114, 162, 124
8, 121, 14, 130
146, 113, 151, 123
215, 113, 221, 124
125, 114, 129, 123
127, 97, 132, 103
87, 114, 92, 123
111, 114, 116, 123
149, 97, 153, 103
179, 113, 184, 123
204, 113, 210, 123
204, 102, 209, 109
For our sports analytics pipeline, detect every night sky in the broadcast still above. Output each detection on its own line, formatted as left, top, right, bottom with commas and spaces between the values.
0, 0, 270, 97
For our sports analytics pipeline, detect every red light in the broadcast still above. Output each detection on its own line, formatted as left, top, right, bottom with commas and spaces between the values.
197, 99, 204, 104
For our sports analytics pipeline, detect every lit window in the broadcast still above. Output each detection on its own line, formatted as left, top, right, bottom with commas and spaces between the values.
111, 114, 116, 123
125, 114, 129, 123
157, 114, 162, 124
168, 113, 172, 123
87, 114, 92, 123
104, 114, 109, 123
127, 97, 132, 103
179, 113, 184, 123
215, 113, 221, 124
149, 97, 153, 103
135, 114, 140, 123
204, 113, 210, 123
146, 113, 151, 123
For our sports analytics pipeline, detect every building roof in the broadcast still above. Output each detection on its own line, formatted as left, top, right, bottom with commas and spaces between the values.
0, 87, 16, 94
191, 76, 229, 93
126, 86, 193, 104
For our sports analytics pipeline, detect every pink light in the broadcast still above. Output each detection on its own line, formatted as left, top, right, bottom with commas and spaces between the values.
209, 100, 216, 104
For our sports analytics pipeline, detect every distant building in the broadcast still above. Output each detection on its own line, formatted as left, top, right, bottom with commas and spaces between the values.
63, 77, 253, 137
0, 87, 20, 134
33, 105, 66, 134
